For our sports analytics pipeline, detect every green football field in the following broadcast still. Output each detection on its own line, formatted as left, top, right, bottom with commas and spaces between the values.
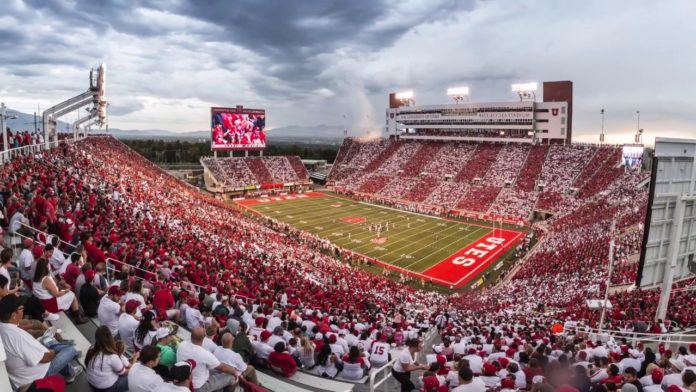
237, 192, 524, 288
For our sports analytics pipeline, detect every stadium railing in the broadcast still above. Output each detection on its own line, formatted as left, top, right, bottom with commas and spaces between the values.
0, 136, 85, 165
565, 324, 696, 347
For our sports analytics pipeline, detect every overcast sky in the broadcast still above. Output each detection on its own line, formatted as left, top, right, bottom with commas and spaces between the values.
1, 0, 695, 144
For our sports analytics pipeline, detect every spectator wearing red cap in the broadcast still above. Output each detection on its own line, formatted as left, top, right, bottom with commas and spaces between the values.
97, 285, 124, 337
153, 285, 179, 323
32, 258, 87, 324
269, 341, 298, 378
118, 298, 140, 352
253, 330, 275, 362
643, 368, 664, 392
479, 362, 501, 389
249, 316, 266, 341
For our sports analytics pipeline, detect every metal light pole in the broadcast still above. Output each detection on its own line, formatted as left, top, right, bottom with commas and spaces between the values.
600, 109, 605, 143
1, 102, 6, 151
636, 110, 640, 134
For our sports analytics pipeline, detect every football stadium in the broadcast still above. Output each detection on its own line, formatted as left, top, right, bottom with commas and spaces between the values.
1, 3, 696, 392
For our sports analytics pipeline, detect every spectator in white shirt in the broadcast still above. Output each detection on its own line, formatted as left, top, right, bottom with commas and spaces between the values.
86, 325, 136, 392
128, 345, 165, 392
18, 238, 35, 281
176, 327, 239, 392
98, 286, 124, 336
0, 295, 82, 388
118, 299, 141, 352
214, 332, 259, 385
154, 361, 194, 392
452, 367, 486, 392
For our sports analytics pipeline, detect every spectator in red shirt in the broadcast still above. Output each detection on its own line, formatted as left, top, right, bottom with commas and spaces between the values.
268, 341, 297, 378
152, 285, 179, 322
63, 253, 84, 291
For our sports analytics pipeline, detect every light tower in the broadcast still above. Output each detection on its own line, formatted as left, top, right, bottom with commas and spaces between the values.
600, 109, 605, 143
394, 91, 415, 107
511, 82, 537, 101
446, 86, 469, 103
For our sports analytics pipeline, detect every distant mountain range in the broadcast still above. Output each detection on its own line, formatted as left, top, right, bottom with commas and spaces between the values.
3, 108, 70, 132
3, 108, 346, 143
108, 124, 347, 144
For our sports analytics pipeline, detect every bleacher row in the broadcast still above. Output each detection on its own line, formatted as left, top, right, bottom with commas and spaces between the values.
201, 155, 310, 189
329, 138, 626, 222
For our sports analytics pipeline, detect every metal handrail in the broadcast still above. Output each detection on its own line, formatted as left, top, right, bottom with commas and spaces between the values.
368, 357, 397, 392
566, 325, 696, 346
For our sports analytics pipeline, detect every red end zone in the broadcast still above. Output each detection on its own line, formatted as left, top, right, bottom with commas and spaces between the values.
236, 192, 325, 206
422, 229, 523, 289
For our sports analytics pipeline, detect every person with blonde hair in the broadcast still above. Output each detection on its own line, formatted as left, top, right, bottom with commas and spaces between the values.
299, 336, 316, 369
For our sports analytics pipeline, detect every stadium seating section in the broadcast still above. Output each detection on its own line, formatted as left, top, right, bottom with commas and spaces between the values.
201, 155, 310, 188
1, 135, 694, 392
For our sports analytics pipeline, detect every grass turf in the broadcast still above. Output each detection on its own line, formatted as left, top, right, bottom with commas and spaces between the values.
238, 193, 500, 275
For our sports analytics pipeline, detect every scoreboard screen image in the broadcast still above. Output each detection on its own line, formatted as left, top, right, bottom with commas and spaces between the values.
211, 106, 266, 151
622, 145, 644, 169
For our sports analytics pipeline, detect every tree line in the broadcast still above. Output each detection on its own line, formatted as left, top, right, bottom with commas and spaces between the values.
122, 139, 340, 164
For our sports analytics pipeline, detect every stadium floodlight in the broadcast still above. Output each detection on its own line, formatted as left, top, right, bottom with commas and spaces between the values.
512, 82, 537, 101
447, 86, 469, 103
395, 91, 415, 106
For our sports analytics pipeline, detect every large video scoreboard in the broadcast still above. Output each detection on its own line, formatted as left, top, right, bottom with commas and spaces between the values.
210, 106, 266, 151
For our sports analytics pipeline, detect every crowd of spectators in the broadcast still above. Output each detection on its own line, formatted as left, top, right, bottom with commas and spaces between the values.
0, 135, 447, 390
423, 144, 477, 178
484, 144, 530, 187
405, 176, 440, 203
456, 186, 503, 213
202, 156, 310, 189
2, 135, 692, 392
425, 182, 470, 210
514, 145, 549, 193
286, 156, 310, 181
263, 156, 300, 183
404, 143, 443, 176
245, 157, 275, 184
375, 142, 421, 174
200, 157, 256, 188
0, 129, 44, 150
454, 144, 502, 183
422, 310, 696, 392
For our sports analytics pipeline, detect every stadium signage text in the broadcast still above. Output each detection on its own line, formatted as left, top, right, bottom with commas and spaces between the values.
421, 229, 522, 288
397, 112, 533, 121
451, 237, 506, 266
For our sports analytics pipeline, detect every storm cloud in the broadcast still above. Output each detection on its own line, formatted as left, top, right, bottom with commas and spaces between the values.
1, 0, 695, 144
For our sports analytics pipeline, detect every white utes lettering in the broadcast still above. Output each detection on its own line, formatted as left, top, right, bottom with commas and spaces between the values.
451, 237, 505, 266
